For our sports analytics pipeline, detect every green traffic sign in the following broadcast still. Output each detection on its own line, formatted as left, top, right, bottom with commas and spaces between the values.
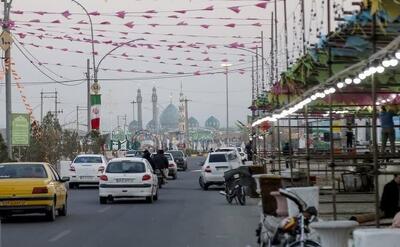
11, 113, 30, 146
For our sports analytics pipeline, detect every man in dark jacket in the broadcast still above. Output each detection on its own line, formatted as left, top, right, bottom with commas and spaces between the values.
142, 149, 155, 170
153, 149, 169, 180
380, 174, 400, 218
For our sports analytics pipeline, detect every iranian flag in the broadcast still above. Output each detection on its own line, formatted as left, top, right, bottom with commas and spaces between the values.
91, 94, 101, 130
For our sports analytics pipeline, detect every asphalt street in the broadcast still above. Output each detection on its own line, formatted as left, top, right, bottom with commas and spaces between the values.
1, 157, 260, 247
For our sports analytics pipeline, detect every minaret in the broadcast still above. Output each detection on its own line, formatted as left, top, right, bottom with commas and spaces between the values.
152, 86, 158, 133
137, 88, 143, 130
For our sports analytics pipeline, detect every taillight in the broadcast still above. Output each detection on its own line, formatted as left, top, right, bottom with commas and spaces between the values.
98, 166, 105, 173
69, 164, 76, 172
205, 166, 212, 173
32, 187, 48, 194
99, 175, 108, 181
142, 174, 151, 181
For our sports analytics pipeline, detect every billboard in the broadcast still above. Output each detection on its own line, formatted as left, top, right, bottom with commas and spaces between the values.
11, 113, 30, 146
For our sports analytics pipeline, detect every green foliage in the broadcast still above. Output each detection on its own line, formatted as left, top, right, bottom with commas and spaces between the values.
61, 130, 80, 160
83, 130, 106, 154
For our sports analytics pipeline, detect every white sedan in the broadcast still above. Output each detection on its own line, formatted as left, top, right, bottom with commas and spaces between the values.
165, 152, 178, 179
99, 158, 158, 204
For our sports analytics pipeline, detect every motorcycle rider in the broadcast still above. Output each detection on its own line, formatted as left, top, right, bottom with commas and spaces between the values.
153, 149, 169, 183
142, 149, 156, 170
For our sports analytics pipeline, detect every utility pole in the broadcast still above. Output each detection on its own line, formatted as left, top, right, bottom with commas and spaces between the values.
86, 59, 91, 133
255, 47, 259, 96
76, 106, 87, 133
40, 91, 60, 121
274, 0, 278, 83
183, 98, 190, 147
3, 0, 13, 158
270, 12, 274, 85
261, 31, 265, 91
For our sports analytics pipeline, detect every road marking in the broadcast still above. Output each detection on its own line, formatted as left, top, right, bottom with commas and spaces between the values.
191, 169, 201, 172
48, 230, 71, 242
97, 206, 111, 213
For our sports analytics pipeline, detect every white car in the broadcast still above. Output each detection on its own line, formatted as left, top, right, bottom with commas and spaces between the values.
165, 153, 178, 179
99, 157, 158, 204
199, 151, 242, 190
69, 154, 107, 189
215, 147, 245, 164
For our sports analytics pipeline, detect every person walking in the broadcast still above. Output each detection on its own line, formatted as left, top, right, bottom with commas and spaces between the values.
346, 126, 354, 151
153, 149, 169, 182
380, 174, 400, 218
380, 106, 396, 154
142, 149, 156, 170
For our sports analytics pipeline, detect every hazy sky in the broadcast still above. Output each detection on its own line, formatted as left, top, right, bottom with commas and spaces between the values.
0, 0, 356, 132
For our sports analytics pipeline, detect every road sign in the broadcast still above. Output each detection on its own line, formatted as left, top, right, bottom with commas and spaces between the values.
11, 113, 30, 146
0, 31, 13, 51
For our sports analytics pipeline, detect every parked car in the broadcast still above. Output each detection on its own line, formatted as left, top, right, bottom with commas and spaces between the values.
168, 150, 188, 171
126, 150, 144, 158
199, 151, 242, 190
164, 153, 178, 179
215, 147, 245, 164
68, 154, 107, 189
0, 162, 69, 221
99, 158, 158, 204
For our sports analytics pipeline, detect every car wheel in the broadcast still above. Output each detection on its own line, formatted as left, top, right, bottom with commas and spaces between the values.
199, 176, 205, 189
146, 195, 154, 203
173, 173, 177, 180
58, 199, 67, 216
68, 183, 76, 189
153, 190, 158, 201
45, 200, 56, 221
99, 197, 108, 204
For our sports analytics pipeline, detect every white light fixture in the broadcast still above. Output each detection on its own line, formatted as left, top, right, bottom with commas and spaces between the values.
364, 69, 372, 77
376, 65, 385, 73
328, 87, 336, 94
353, 78, 361, 84
324, 89, 330, 95
337, 82, 344, 88
368, 66, 377, 74
376, 102, 380, 105
382, 58, 391, 67
319, 92, 326, 98
345, 78, 352, 84
395, 51, 400, 60
311, 94, 317, 100
390, 58, 399, 67
359, 73, 366, 80
381, 99, 386, 103
305, 98, 312, 104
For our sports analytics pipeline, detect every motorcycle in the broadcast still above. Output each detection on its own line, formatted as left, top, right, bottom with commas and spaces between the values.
154, 169, 165, 188
257, 188, 320, 247
219, 166, 254, 205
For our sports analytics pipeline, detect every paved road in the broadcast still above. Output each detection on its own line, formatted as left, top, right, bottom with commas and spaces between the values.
1, 157, 260, 247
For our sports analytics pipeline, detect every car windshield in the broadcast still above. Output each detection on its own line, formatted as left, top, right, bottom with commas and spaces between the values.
0, 164, 48, 179
209, 154, 227, 163
74, 156, 103, 163
169, 151, 183, 158
106, 161, 146, 173
164, 154, 172, 161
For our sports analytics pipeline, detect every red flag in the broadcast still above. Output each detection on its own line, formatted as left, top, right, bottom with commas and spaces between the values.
146, 10, 157, 14
142, 15, 153, 19
203, 6, 214, 11
29, 19, 40, 23
34, 11, 47, 15
225, 23, 236, 28
175, 10, 187, 14
100, 21, 111, 25
89, 11, 100, 16
51, 20, 61, 23
255, 2, 268, 9
61, 10, 71, 18
78, 20, 88, 24
228, 6, 241, 13
168, 15, 179, 18
115, 11, 126, 19
200, 25, 210, 29
125, 21, 134, 28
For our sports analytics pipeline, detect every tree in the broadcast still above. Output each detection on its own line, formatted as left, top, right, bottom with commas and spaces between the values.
0, 133, 9, 162
85, 130, 106, 154
24, 112, 62, 164
61, 130, 80, 161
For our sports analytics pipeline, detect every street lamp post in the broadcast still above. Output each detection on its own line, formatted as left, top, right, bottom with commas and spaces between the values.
71, 0, 96, 133
221, 63, 232, 146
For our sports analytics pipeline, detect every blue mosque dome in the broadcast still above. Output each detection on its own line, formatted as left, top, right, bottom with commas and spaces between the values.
160, 104, 179, 130
205, 116, 220, 129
